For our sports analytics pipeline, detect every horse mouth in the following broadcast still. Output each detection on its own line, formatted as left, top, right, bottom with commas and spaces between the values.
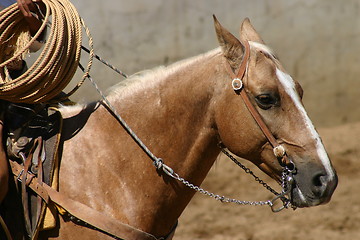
290, 187, 320, 208
289, 173, 338, 208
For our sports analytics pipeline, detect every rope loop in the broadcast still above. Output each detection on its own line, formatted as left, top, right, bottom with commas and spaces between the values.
0, 0, 89, 103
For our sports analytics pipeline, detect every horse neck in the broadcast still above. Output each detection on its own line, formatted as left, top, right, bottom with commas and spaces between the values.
116, 49, 223, 171
105, 49, 225, 234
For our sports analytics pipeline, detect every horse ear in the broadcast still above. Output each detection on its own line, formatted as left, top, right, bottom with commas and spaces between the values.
213, 15, 244, 69
240, 18, 265, 44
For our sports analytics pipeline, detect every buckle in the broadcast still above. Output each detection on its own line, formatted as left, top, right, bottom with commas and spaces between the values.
232, 78, 243, 91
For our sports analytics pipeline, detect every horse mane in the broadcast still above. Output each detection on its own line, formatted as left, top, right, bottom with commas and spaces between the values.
106, 48, 222, 100
59, 48, 221, 117
60, 42, 274, 117
60, 41, 277, 118
109, 42, 275, 100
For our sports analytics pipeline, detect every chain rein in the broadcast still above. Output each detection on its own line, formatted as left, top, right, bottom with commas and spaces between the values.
154, 154, 284, 208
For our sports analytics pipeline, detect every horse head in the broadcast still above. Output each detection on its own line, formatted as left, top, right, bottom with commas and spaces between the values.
213, 16, 337, 208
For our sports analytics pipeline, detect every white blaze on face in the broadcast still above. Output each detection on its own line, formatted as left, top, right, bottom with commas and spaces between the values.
275, 69, 335, 180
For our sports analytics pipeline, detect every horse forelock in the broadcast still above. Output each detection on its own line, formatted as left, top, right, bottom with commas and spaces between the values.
249, 41, 277, 60
106, 48, 222, 100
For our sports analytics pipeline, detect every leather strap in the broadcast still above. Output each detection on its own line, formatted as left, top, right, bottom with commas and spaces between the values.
21, 150, 34, 236
225, 40, 291, 167
10, 160, 166, 240
0, 214, 12, 240
43, 185, 158, 240
33, 137, 46, 240
10, 161, 49, 203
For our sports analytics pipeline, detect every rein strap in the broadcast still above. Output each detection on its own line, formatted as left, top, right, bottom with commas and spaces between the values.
10, 160, 173, 240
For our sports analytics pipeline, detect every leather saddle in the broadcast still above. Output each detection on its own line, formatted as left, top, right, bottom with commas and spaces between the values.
4, 102, 62, 239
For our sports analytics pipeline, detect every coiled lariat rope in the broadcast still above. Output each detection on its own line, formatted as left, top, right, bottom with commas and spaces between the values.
0, 0, 94, 103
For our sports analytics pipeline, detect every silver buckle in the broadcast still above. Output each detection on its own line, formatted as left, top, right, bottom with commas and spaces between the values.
232, 78, 243, 91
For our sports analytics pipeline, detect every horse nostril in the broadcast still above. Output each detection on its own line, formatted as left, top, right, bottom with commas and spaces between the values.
313, 174, 325, 187
311, 174, 328, 197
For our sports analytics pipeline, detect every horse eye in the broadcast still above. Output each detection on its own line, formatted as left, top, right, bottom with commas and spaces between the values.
255, 94, 277, 110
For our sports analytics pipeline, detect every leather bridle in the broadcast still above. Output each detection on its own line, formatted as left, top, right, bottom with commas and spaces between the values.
224, 39, 295, 171
223, 39, 298, 212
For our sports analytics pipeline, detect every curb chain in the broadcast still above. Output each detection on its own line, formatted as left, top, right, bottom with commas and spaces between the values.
221, 148, 280, 196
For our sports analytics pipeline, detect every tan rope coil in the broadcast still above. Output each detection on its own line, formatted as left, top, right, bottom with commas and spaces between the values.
0, 0, 93, 103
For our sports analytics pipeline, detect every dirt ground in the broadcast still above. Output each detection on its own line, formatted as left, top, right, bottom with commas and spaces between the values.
174, 122, 360, 240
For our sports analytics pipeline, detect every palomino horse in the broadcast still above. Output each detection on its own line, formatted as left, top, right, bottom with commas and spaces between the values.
7, 17, 337, 239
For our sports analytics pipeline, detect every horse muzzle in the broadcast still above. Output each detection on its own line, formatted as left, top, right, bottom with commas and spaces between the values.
290, 163, 338, 208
